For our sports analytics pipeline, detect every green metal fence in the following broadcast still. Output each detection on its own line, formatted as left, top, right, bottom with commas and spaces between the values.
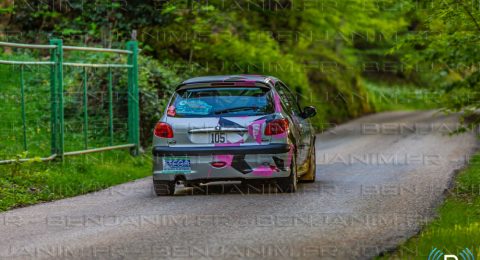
0, 39, 139, 164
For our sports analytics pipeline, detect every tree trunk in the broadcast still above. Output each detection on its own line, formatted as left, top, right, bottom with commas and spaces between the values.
0, 0, 14, 31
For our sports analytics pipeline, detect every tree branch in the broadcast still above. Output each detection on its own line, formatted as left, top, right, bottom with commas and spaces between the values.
455, 0, 480, 32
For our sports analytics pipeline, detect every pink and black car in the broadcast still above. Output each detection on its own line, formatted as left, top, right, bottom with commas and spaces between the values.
152, 75, 317, 195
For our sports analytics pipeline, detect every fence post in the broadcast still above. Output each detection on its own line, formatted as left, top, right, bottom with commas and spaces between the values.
50, 39, 64, 159
108, 67, 114, 146
82, 67, 88, 150
20, 65, 27, 151
49, 40, 58, 156
126, 41, 139, 155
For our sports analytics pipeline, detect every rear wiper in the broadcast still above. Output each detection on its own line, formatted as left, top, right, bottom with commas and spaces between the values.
214, 106, 259, 114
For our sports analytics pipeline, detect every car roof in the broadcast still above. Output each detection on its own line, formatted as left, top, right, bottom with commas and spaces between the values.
180, 75, 279, 87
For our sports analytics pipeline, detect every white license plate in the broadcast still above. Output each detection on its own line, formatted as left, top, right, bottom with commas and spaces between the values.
210, 132, 226, 143
189, 132, 245, 144
162, 157, 191, 173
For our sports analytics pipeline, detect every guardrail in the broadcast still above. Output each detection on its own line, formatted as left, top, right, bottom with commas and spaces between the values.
0, 39, 140, 165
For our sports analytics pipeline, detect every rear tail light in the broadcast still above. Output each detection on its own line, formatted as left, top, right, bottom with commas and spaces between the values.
154, 122, 174, 138
264, 118, 289, 136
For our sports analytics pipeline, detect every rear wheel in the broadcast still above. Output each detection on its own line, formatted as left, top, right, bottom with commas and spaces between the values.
153, 180, 176, 196
299, 146, 316, 183
277, 154, 298, 193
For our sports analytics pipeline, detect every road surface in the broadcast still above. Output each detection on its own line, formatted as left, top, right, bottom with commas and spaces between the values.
0, 111, 477, 259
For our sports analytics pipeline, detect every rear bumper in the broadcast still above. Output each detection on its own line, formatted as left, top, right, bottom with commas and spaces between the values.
152, 144, 293, 182
152, 143, 290, 156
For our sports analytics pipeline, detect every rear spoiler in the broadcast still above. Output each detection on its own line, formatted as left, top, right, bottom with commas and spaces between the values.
175, 81, 273, 91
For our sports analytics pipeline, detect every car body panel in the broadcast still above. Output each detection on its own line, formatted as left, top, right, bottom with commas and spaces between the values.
153, 148, 294, 182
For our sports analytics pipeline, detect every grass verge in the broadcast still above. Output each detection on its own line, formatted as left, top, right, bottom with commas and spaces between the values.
0, 150, 151, 211
380, 154, 480, 259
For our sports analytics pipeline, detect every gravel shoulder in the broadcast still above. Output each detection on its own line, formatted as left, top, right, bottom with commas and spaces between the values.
0, 111, 477, 260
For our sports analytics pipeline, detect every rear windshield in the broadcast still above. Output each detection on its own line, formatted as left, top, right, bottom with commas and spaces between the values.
168, 87, 274, 117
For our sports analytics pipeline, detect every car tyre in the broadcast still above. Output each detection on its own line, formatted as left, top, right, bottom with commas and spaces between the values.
277, 154, 297, 193
299, 146, 316, 183
153, 180, 175, 196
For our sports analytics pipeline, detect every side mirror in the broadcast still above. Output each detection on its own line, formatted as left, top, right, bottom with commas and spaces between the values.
302, 106, 317, 119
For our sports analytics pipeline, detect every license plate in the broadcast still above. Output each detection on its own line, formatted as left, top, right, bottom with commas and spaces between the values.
162, 157, 191, 173
210, 132, 226, 144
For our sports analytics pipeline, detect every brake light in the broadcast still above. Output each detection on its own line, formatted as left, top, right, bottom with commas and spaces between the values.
154, 122, 174, 138
264, 118, 289, 136
210, 82, 235, 86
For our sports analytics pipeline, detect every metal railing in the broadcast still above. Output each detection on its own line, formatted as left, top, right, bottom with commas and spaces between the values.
0, 39, 140, 164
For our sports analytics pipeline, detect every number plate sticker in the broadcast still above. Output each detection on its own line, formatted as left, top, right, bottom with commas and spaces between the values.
210, 132, 226, 143
162, 157, 191, 173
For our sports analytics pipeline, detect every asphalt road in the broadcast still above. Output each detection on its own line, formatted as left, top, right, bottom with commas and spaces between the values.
0, 111, 477, 260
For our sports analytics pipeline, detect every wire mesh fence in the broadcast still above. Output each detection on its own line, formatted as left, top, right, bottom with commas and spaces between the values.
0, 63, 52, 160
0, 40, 139, 164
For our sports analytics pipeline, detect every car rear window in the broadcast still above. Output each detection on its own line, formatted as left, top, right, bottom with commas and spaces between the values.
168, 87, 275, 117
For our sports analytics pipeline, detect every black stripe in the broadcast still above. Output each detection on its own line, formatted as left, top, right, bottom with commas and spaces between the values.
152, 144, 290, 156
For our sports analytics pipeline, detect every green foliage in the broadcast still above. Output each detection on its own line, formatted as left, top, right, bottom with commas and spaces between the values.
1, 1, 455, 148
137, 56, 194, 144
141, 0, 415, 127
6, 0, 164, 44
393, 0, 480, 121
1, 1, 452, 130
